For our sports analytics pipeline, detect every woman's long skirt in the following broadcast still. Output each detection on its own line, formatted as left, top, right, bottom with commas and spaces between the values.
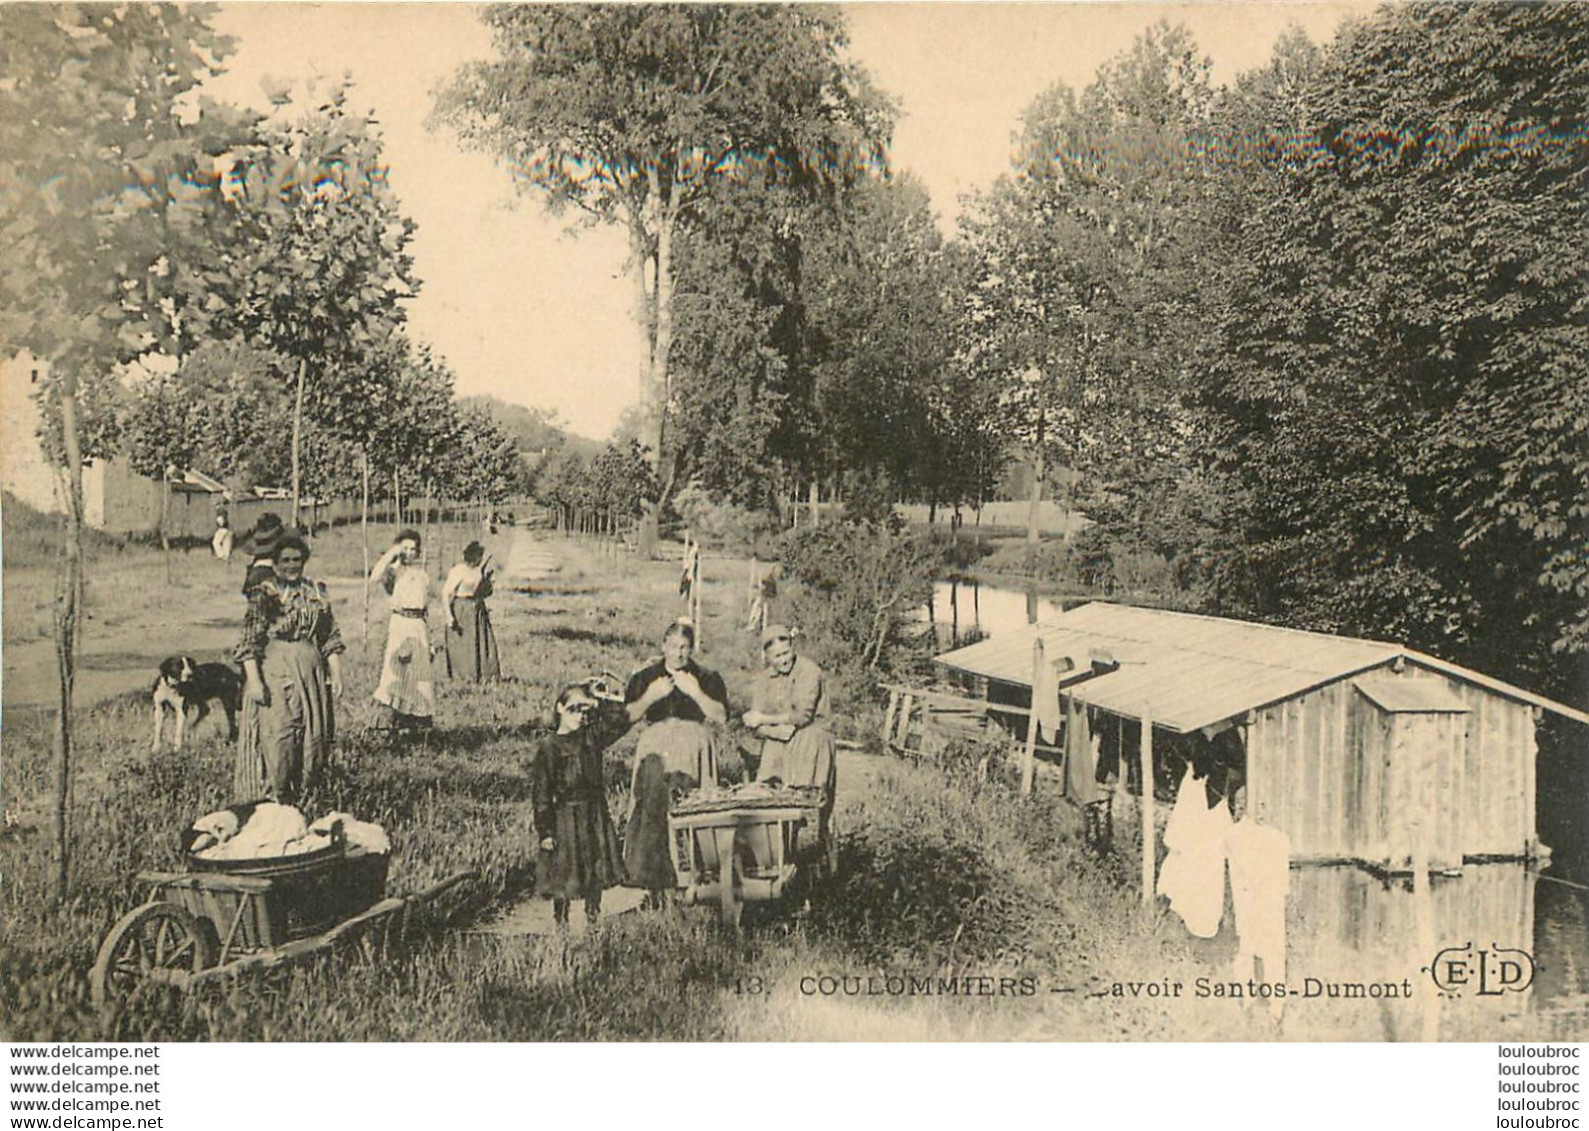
234, 639, 334, 804
443, 598, 500, 682
537, 799, 625, 900
373, 614, 435, 722
623, 719, 718, 891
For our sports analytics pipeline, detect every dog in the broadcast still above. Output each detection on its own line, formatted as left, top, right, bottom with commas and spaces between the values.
151, 657, 244, 750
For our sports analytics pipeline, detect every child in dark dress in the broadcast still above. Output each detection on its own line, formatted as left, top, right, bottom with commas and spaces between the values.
531, 683, 627, 926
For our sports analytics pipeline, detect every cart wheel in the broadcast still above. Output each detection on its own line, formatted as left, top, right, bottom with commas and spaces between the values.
90, 902, 217, 1009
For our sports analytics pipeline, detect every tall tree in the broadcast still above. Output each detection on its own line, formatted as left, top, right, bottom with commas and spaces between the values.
1199, 3, 1589, 698
212, 82, 420, 528
434, 3, 892, 548
803, 174, 958, 508
958, 22, 1217, 554
0, 3, 243, 898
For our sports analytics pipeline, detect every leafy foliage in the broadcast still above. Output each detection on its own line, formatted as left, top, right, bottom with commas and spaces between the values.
0, 4, 253, 460
1197, 2, 1589, 696
778, 517, 943, 702
435, 3, 893, 500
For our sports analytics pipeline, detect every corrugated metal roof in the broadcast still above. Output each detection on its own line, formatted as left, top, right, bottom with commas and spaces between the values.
1354, 676, 1471, 714
935, 602, 1589, 731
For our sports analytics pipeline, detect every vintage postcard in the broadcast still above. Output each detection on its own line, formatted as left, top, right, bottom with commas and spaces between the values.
2, 0, 1584, 1051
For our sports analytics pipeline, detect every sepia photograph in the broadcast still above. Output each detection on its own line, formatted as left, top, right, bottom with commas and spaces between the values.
1, 0, 1585, 1051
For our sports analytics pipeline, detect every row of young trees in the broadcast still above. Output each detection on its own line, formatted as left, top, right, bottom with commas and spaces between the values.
0, 5, 522, 895
4, 6, 526, 536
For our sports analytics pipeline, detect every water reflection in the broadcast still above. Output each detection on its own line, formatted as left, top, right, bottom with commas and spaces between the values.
1288, 863, 1587, 1032
929, 578, 1067, 649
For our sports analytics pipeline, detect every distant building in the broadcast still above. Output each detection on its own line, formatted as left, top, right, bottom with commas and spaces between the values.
1, 352, 227, 538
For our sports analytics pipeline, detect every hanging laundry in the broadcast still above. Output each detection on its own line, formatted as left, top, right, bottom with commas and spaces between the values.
1227, 817, 1290, 988
1157, 765, 1231, 938
679, 541, 700, 599
1031, 644, 1063, 746
1065, 702, 1104, 806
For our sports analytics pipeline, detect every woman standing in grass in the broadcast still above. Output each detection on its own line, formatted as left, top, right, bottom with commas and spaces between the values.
235, 535, 343, 804
531, 683, 626, 927
441, 541, 500, 682
622, 619, 728, 904
369, 530, 435, 734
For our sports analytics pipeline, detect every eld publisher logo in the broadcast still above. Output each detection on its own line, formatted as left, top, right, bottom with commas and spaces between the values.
1425, 942, 1535, 997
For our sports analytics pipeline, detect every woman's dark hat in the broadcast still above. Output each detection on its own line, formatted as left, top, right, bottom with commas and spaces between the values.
236, 513, 287, 557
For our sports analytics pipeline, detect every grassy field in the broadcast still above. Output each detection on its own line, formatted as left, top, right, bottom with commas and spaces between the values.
0, 513, 1554, 1041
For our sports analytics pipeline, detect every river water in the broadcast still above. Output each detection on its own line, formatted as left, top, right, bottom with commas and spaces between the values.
928, 578, 1067, 650
927, 576, 1589, 1030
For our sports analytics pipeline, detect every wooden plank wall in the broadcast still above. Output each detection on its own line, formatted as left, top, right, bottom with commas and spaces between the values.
1249, 682, 1355, 859
1394, 663, 1535, 857
1249, 667, 1535, 864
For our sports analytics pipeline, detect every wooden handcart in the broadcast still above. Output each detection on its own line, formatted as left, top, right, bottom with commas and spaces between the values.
90, 836, 472, 1007
669, 784, 835, 928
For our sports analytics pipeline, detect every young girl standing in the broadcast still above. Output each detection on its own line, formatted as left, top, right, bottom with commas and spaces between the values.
531, 683, 627, 926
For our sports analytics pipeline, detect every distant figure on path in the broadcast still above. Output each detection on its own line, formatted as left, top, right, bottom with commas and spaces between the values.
212, 511, 234, 562
442, 541, 501, 682
369, 529, 435, 734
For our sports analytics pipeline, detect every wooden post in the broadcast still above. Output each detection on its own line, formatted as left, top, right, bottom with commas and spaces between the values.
1140, 706, 1155, 908
691, 540, 703, 650
290, 356, 307, 530
360, 450, 370, 653
1020, 638, 1044, 797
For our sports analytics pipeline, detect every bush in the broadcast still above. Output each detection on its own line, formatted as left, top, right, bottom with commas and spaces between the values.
777, 519, 944, 707
671, 484, 782, 553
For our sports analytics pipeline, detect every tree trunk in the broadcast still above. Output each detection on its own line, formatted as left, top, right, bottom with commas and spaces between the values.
808, 478, 819, 529
290, 356, 307, 530
630, 224, 662, 559
160, 469, 173, 586
393, 469, 402, 528
422, 477, 433, 573
361, 450, 371, 652
1027, 406, 1046, 546
52, 371, 86, 903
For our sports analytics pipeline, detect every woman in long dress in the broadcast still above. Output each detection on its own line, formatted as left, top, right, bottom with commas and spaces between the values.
531, 683, 626, 926
622, 619, 728, 904
369, 529, 436, 733
743, 624, 837, 838
235, 535, 343, 804
442, 540, 501, 682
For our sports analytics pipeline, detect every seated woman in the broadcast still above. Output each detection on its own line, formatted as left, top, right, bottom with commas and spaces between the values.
742, 625, 836, 832
622, 619, 728, 905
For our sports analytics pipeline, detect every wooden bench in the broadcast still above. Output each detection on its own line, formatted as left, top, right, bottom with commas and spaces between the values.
881, 684, 1064, 764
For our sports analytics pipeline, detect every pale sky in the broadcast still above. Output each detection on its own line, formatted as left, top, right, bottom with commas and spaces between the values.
208, 2, 1378, 441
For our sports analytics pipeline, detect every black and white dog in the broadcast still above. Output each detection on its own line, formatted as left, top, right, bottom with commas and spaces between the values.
151, 657, 244, 750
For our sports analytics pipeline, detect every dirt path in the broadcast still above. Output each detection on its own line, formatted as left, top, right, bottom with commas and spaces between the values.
0, 570, 349, 714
